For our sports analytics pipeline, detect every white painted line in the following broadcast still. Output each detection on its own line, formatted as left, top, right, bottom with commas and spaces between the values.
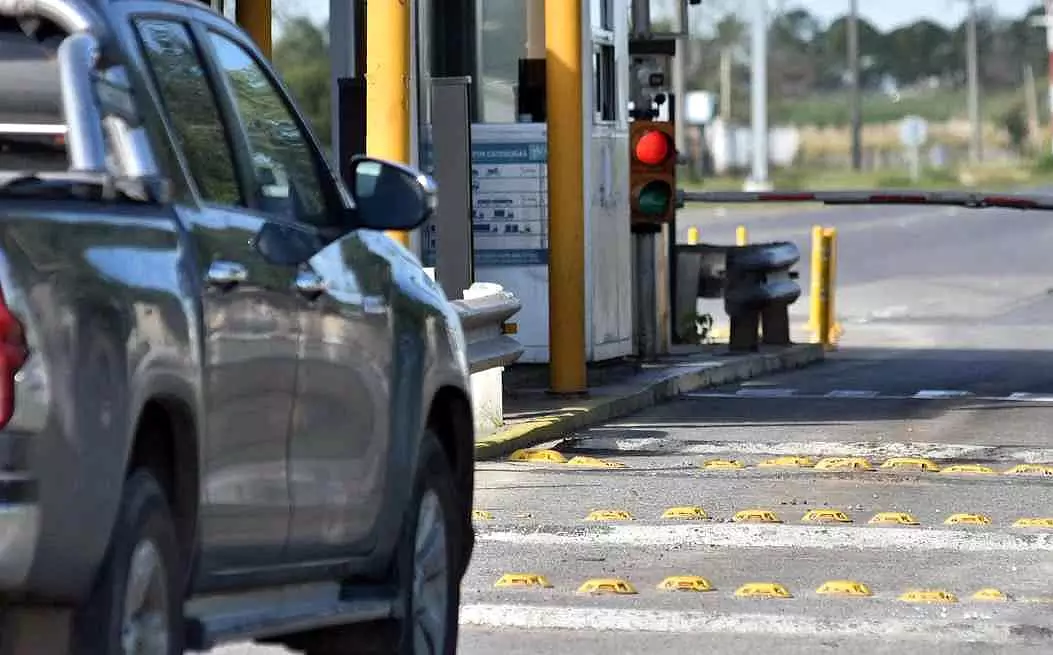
460, 605, 1023, 643
477, 524, 1053, 553
825, 389, 881, 398
734, 388, 797, 397
913, 390, 975, 399
565, 436, 1053, 462
1008, 392, 1053, 402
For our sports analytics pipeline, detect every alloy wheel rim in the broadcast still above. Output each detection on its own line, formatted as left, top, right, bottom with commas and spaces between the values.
120, 539, 170, 655
411, 489, 449, 654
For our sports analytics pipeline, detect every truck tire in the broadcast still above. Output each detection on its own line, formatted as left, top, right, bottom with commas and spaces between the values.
301, 429, 463, 655
73, 469, 183, 655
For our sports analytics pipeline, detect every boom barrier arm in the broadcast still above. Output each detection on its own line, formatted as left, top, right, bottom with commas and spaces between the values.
679, 189, 1053, 211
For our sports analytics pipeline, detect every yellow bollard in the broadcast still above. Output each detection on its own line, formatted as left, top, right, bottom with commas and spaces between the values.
736, 225, 747, 245
807, 225, 823, 335
823, 226, 842, 344
686, 226, 699, 245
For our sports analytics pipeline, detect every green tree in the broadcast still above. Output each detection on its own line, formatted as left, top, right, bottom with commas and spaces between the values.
272, 17, 331, 150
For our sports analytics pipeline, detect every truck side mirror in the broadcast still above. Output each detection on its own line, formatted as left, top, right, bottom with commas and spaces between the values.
347, 156, 436, 231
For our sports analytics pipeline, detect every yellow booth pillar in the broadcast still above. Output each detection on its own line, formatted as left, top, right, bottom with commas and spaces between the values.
365, 0, 412, 248
235, 1, 271, 59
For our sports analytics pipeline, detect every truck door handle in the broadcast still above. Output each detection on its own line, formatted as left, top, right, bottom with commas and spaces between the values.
206, 260, 248, 288
294, 270, 327, 299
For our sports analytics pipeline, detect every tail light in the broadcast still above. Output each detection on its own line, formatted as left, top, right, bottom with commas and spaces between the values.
0, 288, 27, 430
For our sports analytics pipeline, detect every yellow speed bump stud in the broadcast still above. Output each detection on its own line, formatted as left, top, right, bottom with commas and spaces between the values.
814, 456, 872, 471
1013, 517, 1053, 528
868, 512, 920, 526
578, 578, 637, 595
944, 513, 992, 526
940, 464, 996, 475
584, 509, 633, 521
802, 509, 853, 524
658, 575, 715, 592
732, 509, 782, 523
1003, 464, 1053, 476
495, 573, 553, 589
509, 448, 567, 463
662, 506, 709, 520
816, 580, 873, 597
972, 588, 1009, 601
734, 582, 793, 599
565, 455, 627, 468
472, 510, 494, 520
701, 458, 744, 470
899, 589, 958, 604
758, 456, 815, 468
881, 457, 940, 472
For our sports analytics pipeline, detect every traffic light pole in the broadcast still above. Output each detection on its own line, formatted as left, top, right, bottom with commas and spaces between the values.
630, 0, 661, 361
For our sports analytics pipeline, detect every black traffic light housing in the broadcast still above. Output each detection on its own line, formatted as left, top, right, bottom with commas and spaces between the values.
629, 119, 677, 233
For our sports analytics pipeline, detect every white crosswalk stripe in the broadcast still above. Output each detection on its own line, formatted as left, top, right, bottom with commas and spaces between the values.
459, 605, 1038, 643
684, 389, 1053, 402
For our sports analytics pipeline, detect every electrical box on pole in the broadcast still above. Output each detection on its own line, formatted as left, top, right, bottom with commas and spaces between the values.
629, 119, 677, 232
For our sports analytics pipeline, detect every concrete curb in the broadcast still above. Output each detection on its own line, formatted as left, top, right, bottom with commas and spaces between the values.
474, 343, 825, 460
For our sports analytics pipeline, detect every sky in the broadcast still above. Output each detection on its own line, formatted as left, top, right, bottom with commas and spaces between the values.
276, 0, 1043, 35
783, 0, 1039, 30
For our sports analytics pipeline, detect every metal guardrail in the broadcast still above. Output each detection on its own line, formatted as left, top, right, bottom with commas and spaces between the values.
452, 290, 524, 374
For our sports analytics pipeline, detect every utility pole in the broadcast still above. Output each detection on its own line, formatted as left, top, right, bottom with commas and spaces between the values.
719, 46, 732, 120
1046, 1, 1053, 154
745, 0, 771, 191
966, 0, 982, 164
848, 0, 862, 171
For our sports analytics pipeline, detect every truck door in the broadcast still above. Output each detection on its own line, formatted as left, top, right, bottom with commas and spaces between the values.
131, 15, 299, 576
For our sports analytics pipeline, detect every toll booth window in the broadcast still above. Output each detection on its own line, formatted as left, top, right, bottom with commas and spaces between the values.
593, 42, 616, 123
591, 0, 614, 31
477, 0, 530, 123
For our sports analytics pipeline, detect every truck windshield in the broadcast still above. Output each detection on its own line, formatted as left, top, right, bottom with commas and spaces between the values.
0, 19, 67, 172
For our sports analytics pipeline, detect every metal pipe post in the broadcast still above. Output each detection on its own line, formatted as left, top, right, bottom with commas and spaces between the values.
366, 0, 412, 247
635, 234, 658, 360
747, 0, 770, 190
545, 0, 587, 394
848, 0, 862, 171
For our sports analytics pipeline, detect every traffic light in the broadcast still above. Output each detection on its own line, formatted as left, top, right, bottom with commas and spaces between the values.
629, 119, 676, 231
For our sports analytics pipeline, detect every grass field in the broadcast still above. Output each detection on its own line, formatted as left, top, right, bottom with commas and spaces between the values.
772, 88, 1029, 127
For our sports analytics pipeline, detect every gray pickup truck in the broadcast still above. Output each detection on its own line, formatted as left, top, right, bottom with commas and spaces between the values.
0, 1, 476, 654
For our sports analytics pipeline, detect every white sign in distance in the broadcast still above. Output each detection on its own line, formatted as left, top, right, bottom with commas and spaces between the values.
899, 115, 929, 148
684, 91, 716, 125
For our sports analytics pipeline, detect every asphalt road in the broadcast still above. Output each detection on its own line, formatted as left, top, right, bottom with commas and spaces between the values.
220, 201, 1053, 654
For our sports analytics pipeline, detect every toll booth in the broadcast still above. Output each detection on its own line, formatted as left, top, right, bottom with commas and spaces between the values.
417, 0, 635, 364
209, 0, 635, 365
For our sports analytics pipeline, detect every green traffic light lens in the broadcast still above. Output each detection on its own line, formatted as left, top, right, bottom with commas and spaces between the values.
638, 180, 671, 214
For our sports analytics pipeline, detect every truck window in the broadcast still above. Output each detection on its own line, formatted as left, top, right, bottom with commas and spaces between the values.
206, 31, 332, 228
133, 18, 242, 206
0, 19, 68, 172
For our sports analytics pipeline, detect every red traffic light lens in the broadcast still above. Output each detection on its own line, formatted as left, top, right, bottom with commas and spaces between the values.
634, 130, 670, 166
